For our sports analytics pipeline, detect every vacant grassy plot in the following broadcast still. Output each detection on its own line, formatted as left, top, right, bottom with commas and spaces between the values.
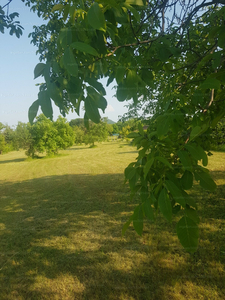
0, 141, 224, 300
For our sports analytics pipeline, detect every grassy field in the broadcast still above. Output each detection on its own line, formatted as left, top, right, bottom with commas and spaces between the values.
0, 141, 224, 300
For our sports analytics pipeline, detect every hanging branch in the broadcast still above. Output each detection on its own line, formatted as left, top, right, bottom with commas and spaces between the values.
2, 0, 13, 9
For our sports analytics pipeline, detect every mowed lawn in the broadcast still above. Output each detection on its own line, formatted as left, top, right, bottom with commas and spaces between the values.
0, 141, 224, 300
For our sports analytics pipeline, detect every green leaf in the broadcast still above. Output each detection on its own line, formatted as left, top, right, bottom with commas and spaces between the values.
177, 150, 192, 170
116, 83, 127, 101
131, 184, 142, 200
124, 166, 136, 180
138, 123, 144, 135
98, 96, 107, 113
84, 95, 101, 123
143, 200, 154, 221
59, 27, 72, 48
133, 205, 143, 236
200, 78, 220, 90
28, 100, 39, 124
122, 214, 134, 236
212, 51, 222, 69
202, 153, 208, 167
185, 144, 205, 161
126, 69, 138, 87
63, 47, 78, 77
141, 68, 154, 86
177, 216, 199, 253
115, 66, 126, 84
86, 78, 106, 95
194, 170, 217, 191
106, 74, 114, 87
185, 193, 197, 209
129, 172, 140, 190
123, 3, 140, 21
88, 3, 106, 31
157, 114, 171, 138
38, 90, 53, 120
185, 207, 200, 224
63, 4, 70, 21
71, 42, 99, 56
165, 180, 186, 207
173, 205, 181, 214
190, 124, 208, 141
52, 4, 64, 12
86, 86, 107, 112
52, 61, 60, 74
34, 63, 45, 79
140, 186, 148, 202
125, 0, 144, 5
143, 157, 154, 179
181, 170, 193, 190
47, 82, 63, 105
84, 113, 89, 129
155, 156, 173, 169
43, 62, 51, 85
158, 188, 172, 222
158, 47, 171, 62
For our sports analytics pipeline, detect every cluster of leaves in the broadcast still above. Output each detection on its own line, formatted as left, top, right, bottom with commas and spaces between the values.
121, 6, 225, 252
21, 0, 225, 252
26, 114, 74, 157
0, 4, 23, 37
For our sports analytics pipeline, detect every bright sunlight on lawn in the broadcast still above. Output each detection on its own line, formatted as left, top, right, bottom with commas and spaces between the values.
0, 141, 224, 300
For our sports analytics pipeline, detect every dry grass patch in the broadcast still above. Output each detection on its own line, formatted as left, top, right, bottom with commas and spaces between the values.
0, 143, 224, 299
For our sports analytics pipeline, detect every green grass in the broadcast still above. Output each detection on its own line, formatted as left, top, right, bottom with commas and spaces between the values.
0, 142, 224, 300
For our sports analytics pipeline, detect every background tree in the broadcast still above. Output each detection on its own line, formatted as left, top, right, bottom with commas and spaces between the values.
2, 124, 14, 144
119, 125, 131, 140
0, 122, 4, 131
210, 118, 225, 151
26, 114, 58, 157
84, 120, 109, 147
112, 123, 119, 135
73, 126, 85, 144
69, 118, 85, 128
0, 124, 15, 153
19, 0, 225, 252
13, 122, 32, 150
25, 114, 74, 157
54, 115, 75, 150
0, 134, 6, 154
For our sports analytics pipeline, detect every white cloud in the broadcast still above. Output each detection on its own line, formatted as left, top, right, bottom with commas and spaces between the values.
106, 104, 115, 112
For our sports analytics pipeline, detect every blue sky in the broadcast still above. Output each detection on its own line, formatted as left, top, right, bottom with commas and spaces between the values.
0, 0, 130, 127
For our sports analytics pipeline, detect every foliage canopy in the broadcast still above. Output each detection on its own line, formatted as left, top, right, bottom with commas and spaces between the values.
0, 1, 23, 37
5, 0, 225, 251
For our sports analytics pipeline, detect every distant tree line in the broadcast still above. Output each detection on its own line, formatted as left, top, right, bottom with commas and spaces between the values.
1, 116, 224, 156
0, 115, 142, 156
69, 117, 143, 143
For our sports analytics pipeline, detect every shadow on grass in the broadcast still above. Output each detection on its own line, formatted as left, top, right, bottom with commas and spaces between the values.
117, 151, 139, 154
0, 158, 26, 165
0, 172, 224, 299
65, 147, 88, 151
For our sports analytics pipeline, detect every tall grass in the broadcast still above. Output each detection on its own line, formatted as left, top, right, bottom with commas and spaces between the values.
0, 142, 224, 300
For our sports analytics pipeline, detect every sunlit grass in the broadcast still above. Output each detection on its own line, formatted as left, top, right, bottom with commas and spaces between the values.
0, 142, 224, 299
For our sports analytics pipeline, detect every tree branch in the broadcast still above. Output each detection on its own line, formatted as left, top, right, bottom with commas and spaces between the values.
106, 37, 161, 57
2, 0, 13, 9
